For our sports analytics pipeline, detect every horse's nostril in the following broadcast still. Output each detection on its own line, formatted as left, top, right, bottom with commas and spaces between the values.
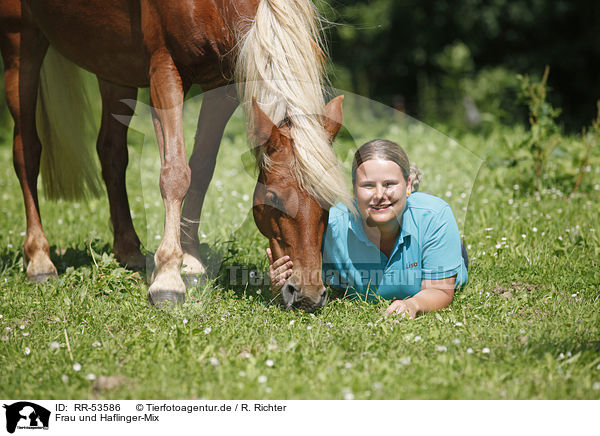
282, 281, 299, 308
319, 291, 327, 307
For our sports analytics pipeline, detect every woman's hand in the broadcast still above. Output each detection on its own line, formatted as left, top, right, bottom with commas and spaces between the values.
384, 299, 418, 319
267, 248, 293, 293
384, 277, 456, 320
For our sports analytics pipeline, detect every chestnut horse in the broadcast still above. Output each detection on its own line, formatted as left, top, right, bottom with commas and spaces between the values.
0, 0, 350, 311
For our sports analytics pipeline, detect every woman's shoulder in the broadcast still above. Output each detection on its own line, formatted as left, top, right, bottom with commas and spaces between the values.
328, 202, 352, 227
405, 192, 457, 232
406, 192, 451, 214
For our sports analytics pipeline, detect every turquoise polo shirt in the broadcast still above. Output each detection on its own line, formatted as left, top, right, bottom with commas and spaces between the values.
322, 192, 467, 301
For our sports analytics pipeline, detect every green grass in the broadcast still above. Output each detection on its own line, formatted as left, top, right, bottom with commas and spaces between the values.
0, 93, 599, 399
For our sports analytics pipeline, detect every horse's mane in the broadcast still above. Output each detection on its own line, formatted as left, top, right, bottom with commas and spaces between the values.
235, 0, 351, 208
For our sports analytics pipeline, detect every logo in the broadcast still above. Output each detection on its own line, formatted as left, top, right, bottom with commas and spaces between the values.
3, 402, 50, 434
406, 261, 418, 269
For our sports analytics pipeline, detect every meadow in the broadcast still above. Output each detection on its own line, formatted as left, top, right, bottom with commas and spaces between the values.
0, 86, 599, 400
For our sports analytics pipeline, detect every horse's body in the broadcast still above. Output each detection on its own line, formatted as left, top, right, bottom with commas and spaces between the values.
0, 0, 349, 311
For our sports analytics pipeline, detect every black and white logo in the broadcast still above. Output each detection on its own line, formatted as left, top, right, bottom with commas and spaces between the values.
3, 402, 50, 434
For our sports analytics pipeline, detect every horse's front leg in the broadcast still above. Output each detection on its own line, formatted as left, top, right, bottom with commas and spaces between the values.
181, 86, 238, 284
147, 51, 190, 305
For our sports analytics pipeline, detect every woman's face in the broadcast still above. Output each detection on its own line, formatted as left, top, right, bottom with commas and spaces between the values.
354, 159, 411, 229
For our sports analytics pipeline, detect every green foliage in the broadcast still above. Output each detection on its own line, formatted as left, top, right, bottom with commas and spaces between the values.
486, 68, 600, 195
418, 41, 521, 130
327, 0, 600, 129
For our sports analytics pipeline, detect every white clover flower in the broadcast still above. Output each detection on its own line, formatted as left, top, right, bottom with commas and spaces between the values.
532, 227, 538, 232
209, 357, 219, 366
92, 341, 102, 347
239, 371, 246, 377
453, 338, 461, 345
436, 345, 447, 352
342, 388, 354, 400
258, 375, 267, 384
482, 348, 490, 354
182, 318, 188, 325
86, 373, 96, 381
454, 322, 463, 327
306, 326, 312, 330
521, 234, 526, 239
24, 347, 31, 355
73, 363, 82, 371
61, 375, 69, 383
204, 327, 211, 335
399, 357, 411, 366
288, 320, 295, 326
414, 336, 422, 342
466, 348, 474, 354
50, 341, 60, 350
266, 359, 274, 367
344, 362, 352, 369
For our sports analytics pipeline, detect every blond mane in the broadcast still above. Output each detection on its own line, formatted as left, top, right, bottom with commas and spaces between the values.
234, 0, 351, 208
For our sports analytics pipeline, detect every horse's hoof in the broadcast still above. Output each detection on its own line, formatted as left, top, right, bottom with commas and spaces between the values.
182, 274, 207, 289
28, 272, 58, 283
148, 290, 186, 307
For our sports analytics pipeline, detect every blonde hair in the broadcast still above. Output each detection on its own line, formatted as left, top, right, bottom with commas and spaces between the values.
234, 0, 351, 208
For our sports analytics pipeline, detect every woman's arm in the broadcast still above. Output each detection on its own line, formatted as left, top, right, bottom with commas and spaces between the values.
385, 276, 455, 319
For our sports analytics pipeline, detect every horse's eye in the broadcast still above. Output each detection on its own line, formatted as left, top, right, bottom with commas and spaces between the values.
266, 191, 282, 209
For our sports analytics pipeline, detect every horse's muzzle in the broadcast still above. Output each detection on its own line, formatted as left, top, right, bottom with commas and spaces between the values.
281, 280, 327, 313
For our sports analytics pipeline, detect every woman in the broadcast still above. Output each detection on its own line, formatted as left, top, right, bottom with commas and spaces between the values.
268, 139, 468, 319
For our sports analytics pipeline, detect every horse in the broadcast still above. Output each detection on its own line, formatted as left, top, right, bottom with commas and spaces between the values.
0, 0, 350, 312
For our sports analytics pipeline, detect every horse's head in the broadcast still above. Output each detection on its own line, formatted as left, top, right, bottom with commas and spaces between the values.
252, 96, 344, 312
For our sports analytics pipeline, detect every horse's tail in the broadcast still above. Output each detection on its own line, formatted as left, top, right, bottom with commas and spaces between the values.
36, 46, 103, 201
235, 0, 352, 208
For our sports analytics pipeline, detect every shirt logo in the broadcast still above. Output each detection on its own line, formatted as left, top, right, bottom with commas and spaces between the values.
406, 261, 418, 269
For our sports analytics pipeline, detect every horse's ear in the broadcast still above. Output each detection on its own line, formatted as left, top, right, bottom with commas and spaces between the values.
323, 95, 344, 142
252, 98, 276, 146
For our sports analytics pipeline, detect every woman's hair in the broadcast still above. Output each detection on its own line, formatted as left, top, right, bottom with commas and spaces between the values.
351, 139, 422, 191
